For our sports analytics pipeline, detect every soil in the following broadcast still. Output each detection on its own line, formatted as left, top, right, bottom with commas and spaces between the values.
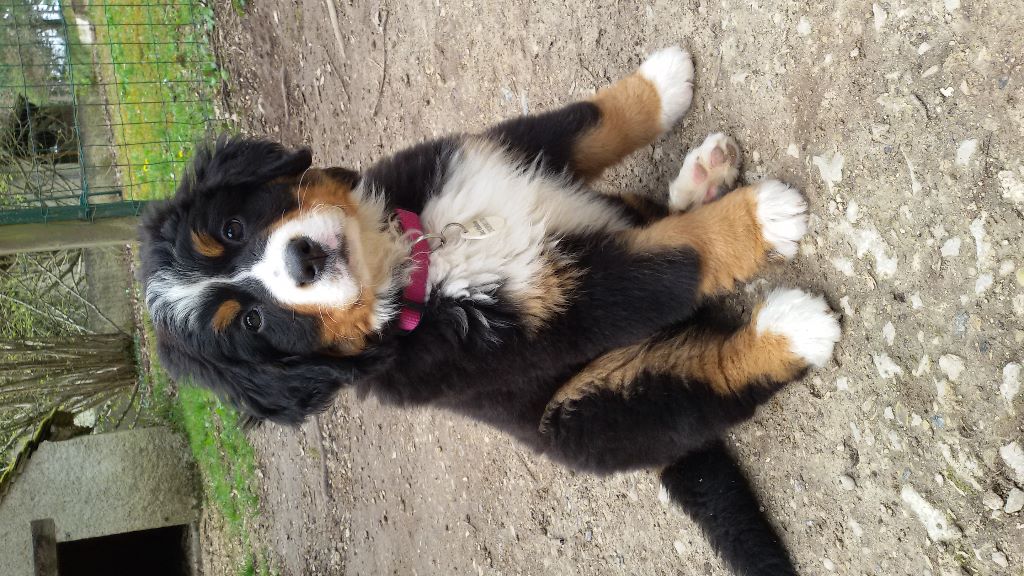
210, 1, 1024, 574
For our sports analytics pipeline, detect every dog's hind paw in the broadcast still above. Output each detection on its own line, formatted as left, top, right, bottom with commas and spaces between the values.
638, 46, 694, 130
753, 180, 808, 260
669, 132, 741, 212
755, 288, 841, 368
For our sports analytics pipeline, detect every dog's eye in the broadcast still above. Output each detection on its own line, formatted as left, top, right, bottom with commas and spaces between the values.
243, 309, 262, 332
223, 218, 244, 241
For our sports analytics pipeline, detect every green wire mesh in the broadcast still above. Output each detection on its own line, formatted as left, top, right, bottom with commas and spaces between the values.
0, 0, 220, 224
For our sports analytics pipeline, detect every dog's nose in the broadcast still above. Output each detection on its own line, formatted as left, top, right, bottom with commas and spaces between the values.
285, 237, 328, 285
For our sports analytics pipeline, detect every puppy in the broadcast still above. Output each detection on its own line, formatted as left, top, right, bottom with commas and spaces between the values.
141, 47, 840, 575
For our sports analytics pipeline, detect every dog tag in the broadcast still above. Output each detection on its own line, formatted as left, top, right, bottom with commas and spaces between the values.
459, 216, 505, 240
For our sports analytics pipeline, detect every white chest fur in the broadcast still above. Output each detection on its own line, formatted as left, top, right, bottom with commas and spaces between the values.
420, 141, 628, 303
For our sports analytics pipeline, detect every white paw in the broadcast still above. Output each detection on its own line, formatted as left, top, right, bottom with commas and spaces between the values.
668, 132, 741, 212
638, 46, 694, 130
755, 288, 841, 368
754, 180, 808, 259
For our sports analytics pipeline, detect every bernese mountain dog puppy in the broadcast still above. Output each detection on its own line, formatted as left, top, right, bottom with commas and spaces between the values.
141, 47, 841, 575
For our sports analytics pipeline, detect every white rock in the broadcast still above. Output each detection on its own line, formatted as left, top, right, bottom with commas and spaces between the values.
846, 200, 860, 223
976, 273, 994, 295
970, 214, 992, 266
910, 293, 923, 309
787, 143, 800, 158
956, 139, 977, 167
823, 558, 836, 571
883, 322, 896, 346
998, 170, 1024, 206
940, 237, 961, 258
797, 16, 812, 36
673, 540, 686, 556
832, 257, 855, 276
872, 3, 887, 31
839, 475, 857, 491
938, 355, 965, 381
873, 354, 903, 379
992, 551, 1009, 568
1002, 363, 1021, 404
982, 491, 1003, 510
944, 0, 960, 11
912, 355, 931, 377
836, 377, 850, 391
1000, 442, 1024, 483
900, 485, 962, 541
1005, 488, 1024, 514
813, 151, 844, 191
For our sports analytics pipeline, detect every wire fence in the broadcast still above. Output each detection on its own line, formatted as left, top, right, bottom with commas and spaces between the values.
0, 0, 221, 225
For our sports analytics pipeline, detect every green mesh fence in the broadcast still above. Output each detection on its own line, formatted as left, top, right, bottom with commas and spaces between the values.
0, 0, 220, 225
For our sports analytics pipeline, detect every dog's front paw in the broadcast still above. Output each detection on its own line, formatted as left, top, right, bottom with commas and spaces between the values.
669, 132, 741, 212
752, 180, 808, 259
638, 46, 694, 130
755, 288, 841, 368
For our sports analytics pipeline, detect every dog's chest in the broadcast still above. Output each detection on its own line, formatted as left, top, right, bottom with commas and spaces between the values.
420, 142, 628, 302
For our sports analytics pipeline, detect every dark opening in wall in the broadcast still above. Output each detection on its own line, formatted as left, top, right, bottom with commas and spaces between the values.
56, 524, 191, 576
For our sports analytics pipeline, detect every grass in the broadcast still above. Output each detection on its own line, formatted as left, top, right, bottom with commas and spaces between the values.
81, 1, 222, 201
144, 314, 275, 576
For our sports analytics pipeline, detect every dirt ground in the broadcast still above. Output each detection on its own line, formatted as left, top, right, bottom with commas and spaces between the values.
209, 1, 1023, 574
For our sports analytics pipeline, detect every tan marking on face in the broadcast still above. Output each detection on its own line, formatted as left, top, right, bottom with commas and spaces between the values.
514, 252, 582, 334
540, 300, 806, 431
295, 170, 359, 216
627, 185, 770, 296
212, 300, 242, 333
293, 288, 377, 354
191, 230, 225, 258
573, 73, 663, 181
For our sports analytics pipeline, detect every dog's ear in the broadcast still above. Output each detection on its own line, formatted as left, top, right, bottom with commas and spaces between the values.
155, 331, 364, 425
321, 166, 361, 189
186, 135, 313, 195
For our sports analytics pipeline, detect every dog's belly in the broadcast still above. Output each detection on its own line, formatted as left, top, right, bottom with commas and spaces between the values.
421, 139, 629, 303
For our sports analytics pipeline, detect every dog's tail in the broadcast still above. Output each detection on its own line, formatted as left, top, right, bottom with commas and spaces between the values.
660, 441, 798, 575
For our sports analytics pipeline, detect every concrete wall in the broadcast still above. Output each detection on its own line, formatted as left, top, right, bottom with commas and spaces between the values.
0, 427, 199, 576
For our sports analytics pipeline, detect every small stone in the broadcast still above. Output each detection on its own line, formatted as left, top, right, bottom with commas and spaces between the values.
1005, 488, 1024, 514
992, 551, 1008, 568
938, 355, 965, 381
839, 475, 857, 491
956, 139, 977, 166
823, 558, 836, 571
873, 353, 903, 379
900, 485, 962, 541
673, 540, 686, 556
883, 322, 896, 346
1001, 442, 1024, 483
797, 16, 812, 36
976, 273, 994, 295
1001, 363, 1021, 404
941, 237, 961, 258
982, 491, 1003, 510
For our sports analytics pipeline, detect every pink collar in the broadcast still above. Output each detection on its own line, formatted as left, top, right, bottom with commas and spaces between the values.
395, 208, 429, 331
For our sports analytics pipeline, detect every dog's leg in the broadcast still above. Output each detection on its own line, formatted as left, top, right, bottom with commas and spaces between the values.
486, 47, 694, 182
539, 289, 840, 473
628, 179, 808, 297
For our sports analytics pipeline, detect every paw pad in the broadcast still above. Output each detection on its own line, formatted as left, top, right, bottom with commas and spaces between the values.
669, 132, 741, 212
